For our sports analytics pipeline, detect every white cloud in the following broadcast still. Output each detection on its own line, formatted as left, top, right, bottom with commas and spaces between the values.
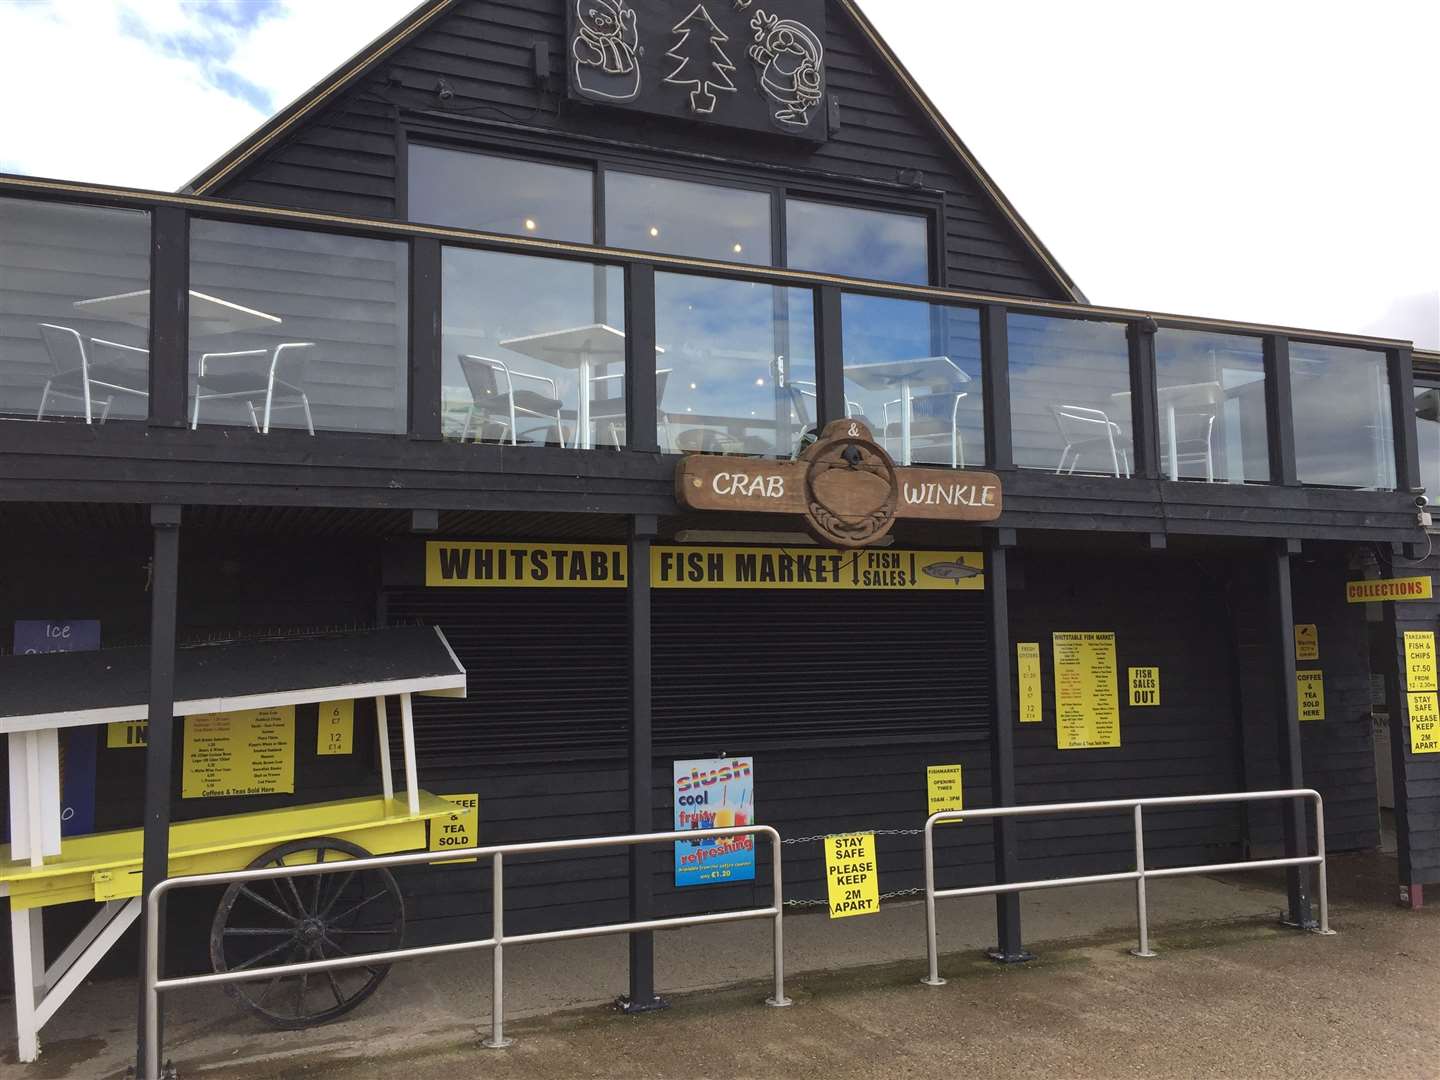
0, 0, 1435, 347
856, 0, 1440, 347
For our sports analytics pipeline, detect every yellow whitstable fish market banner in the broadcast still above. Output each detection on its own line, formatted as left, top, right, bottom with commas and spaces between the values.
426, 542, 984, 591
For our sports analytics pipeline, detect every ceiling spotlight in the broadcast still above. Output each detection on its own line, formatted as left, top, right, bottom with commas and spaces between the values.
524, 218, 537, 231
649, 226, 660, 238
733, 243, 743, 254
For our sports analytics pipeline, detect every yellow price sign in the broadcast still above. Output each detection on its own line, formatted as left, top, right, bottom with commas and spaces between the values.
1053, 632, 1121, 749
1017, 643, 1043, 723
1404, 632, 1437, 693
1409, 693, 1440, 754
825, 833, 879, 919
1297, 671, 1326, 722
317, 700, 354, 756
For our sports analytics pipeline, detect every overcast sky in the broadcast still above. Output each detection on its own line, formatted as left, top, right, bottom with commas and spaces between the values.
1, 0, 1435, 347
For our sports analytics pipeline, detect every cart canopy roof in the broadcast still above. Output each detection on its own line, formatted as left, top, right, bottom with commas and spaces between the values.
0, 626, 466, 734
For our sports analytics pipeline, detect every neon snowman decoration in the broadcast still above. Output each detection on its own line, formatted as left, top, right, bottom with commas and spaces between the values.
747, 9, 824, 128
572, 0, 641, 103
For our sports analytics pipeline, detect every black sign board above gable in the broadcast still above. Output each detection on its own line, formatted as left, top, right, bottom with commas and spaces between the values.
567, 0, 828, 143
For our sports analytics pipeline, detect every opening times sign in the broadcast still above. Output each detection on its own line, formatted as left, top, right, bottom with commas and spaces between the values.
1053, 632, 1120, 749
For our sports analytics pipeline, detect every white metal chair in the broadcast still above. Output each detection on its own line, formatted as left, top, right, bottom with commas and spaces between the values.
191, 342, 317, 434
457, 354, 566, 446
36, 323, 149, 424
587, 368, 673, 449
1051, 404, 1131, 478
882, 392, 968, 468
1170, 410, 1217, 482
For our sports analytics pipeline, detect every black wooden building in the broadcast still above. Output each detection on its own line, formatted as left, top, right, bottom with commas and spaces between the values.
1, 0, 1436, 1032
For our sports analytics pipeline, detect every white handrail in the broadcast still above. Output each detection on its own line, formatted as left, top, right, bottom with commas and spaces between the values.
921, 788, 1332, 986
143, 825, 788, 1080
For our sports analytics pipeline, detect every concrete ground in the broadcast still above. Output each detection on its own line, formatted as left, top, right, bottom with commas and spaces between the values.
3, 851, 1434, 1080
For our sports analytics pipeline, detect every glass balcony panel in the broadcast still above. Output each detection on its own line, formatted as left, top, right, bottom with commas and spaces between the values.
1415, 383, 1440, 499
189, 220, 409, 435
654, 273, 815, 458
1154, 329, 1270, 483
0, 198, 151, 424
1009, 314, 1133, 477
841, 294, 982, 467
442, 248, 626, 449
1290, 342, 1395, 489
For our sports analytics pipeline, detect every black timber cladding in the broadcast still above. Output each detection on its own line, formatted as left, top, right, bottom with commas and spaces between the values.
200, 0, 1070, 300
1388, 552, 1440, 886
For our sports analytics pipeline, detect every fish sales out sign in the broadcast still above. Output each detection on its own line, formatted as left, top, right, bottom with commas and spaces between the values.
673, 758, 755, 887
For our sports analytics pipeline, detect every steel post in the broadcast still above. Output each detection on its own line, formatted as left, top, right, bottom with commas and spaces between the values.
484, 853, 511, 1048
1131, 804, 1156, 957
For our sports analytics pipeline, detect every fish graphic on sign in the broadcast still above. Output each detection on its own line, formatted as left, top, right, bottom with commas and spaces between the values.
922, 558, 981, 585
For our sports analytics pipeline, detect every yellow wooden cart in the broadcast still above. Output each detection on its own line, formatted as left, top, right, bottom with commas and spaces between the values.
0, 626, 469, 1062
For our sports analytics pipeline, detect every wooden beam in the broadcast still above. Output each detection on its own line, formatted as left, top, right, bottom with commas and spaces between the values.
408, 237, 442, 441
1265, 335, 1300, 487
1127, 319, 1160, 480
981, 304, 1012, 471
625, 264, 658, 453
147, 208, 189, 428
814, 286, 845, 426
1269, 541, 1314, 928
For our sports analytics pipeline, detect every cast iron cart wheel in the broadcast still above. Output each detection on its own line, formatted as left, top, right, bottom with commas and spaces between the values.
209, 836, 405, 1029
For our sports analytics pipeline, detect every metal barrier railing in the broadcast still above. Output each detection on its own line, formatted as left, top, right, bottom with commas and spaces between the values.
143, 825, 788, 1080
922, 788, 1333, 985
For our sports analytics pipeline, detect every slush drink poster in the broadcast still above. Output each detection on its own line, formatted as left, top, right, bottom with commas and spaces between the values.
673, 758, 756, 887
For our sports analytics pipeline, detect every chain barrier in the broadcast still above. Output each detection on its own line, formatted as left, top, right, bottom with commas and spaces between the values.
780, 828, 924, 846
775, 830, 927, 908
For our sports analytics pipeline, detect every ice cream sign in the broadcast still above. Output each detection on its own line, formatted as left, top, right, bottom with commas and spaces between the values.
568, 0, 830, 142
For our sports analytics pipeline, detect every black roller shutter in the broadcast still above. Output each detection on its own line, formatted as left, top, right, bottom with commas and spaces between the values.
387, 581, 989, 765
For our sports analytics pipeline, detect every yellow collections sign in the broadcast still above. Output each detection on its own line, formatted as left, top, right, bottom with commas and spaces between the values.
317, 700, 354, 756
926, 764, 964, 817
427, 542, 627, 588
1404, 632, 1438, 692
825, 833, 880, 918
182, 707, 296, 799
1409, 693, 1440, 754
106, 721, 147, 749
1053, 632, 1121, 749
1346, 577, 1433, 603
1017, 643, 1043, 723
1128, 667, 1160, 707
1294, 624, 1319, 661
425, 541, 984, 591
652, 547, 984, 591
1297, 671, 1325, 722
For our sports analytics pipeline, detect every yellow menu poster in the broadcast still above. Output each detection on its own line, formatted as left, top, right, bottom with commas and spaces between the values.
182, 707, 296, 798
1053, 632, 1120, 749
1404, 632, 1437, 692
1017, 643, 1043, 723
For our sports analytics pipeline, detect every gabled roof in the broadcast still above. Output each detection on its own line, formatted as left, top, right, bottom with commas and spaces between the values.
184, 0, 1084, 303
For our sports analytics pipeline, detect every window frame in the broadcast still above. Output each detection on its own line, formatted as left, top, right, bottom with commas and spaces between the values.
399, 124, 944, 287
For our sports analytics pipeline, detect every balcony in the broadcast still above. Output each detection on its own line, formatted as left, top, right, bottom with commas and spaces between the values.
0, 176, 1421, 543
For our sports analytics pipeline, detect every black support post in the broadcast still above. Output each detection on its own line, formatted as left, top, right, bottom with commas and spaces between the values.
625, 264, 659, 453
1269, 538, 1315, 928
409, 237, 443, 441
986, 530, 1031, 962
623, 514, 665, 1012
148, 208, 189, 428
1127, 319, 1159, 480
1264, 335, 1300, 487
814, 286, 845, 427
980, 304, 1012, 470
1389, 346, 1420, 491
136, 504, 181, 1073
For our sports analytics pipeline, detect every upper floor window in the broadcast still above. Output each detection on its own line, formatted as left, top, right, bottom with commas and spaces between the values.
1417, 382, 1440, 499
1289, 342, 1395, 490
604, 172, 771, 265
786, 199, 930, 285
407, 144, 593, 243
